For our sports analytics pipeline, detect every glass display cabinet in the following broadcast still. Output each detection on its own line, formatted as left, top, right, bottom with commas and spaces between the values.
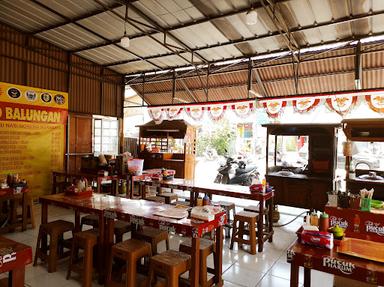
138, 120, 196, 179
342, 119, 384, 200
263, 123, 340, 210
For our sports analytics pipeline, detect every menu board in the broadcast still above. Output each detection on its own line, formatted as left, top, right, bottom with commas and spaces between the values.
0, 82, 68, 198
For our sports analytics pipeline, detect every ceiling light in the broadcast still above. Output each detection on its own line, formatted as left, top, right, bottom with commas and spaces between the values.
245, 9, 258, 25
120, 4, 130, 48
120, 34, 130, 48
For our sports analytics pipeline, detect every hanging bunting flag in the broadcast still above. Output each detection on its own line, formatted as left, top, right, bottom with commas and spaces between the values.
293, 98, 320, 113
185, 106, 205, 121
263, 101, 286, 118
232, 101, 255, 118
208, 105, 227, 121
326, 96, 357, 115
148, 108, 163, 121
365, 94, 384, 113
166, 106, 182, 119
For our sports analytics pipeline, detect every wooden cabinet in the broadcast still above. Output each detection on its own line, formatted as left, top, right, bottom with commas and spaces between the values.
264, 123, 339, 210
138, 120, 196, 180
342, 118, 384, 199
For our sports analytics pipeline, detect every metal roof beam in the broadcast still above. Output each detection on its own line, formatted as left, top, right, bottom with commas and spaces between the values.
74, 0, 290, 53
29, 0, 163, 70
113, 10, 384, 71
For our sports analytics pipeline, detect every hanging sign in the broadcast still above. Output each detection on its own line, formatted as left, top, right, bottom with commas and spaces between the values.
366, 94, 384, 113
0, 82, 68, 198
166, 107, 182, 119
263, 100, 286, 118
208, 105, 226, 121
232, 101, 254, 118
293, 98, 320, 113
185, 106, 205, 121
326, 96, 357, 115
148, 108, 163, 121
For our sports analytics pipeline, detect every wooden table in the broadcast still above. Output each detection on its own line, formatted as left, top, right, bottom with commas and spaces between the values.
139, 178, 274, 252
0, 236, 32, 287
39, 193, 123, 283
104, 198, 226, 287
287, 240, 384, 287
0, 188, 30, 233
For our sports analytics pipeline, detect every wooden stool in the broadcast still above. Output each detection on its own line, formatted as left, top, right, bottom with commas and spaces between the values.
230, 211, 258, 255
215, 201, 236, 238
157, 192, 178, 204
148, 250, 191, 287
244, 205, 269, 229
24, 192, 36, 229
67, 229, 98, 287
81, 214, 131, 243
179, 238, 216, 287
106, 239, 152, 287
34, 220, 74, 272
132, 227, 169, 255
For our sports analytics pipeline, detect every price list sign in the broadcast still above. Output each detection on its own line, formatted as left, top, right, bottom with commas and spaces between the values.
0, 82, 68, 198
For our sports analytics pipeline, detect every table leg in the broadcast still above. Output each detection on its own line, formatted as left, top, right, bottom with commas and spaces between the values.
41, 202, 48, 251
74, 210, 81, 232
52, 173, 56, 194
268, 197, 274, 243
21, 193, 27, 231
214, 225, 223, 286
104, 217, 115, 285
189, 191, 194, 207
190, 237, 200, 287
97, 213, 105, 284
304, 267, 311, 287
258, 199, 265, 252
290, 260, 299, 287
9, 266, 25, 287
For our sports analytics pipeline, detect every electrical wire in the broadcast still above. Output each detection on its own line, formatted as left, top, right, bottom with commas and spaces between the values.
273, 211, 307, 227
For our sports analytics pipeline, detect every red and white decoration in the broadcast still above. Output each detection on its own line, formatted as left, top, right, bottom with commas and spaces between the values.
366, 94, 384, 113
326, 95, 357, 115
185, 106, 205, 121
166, 107, 182, 119
148, 108, 163, 121
263, 100, 286, 118
293, 98, 320, 113
208, 105, 226, 121
232, 101, 254, 118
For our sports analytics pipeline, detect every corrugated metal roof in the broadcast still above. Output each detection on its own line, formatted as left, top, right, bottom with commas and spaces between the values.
78, 44, 137, 65
111, 61, 158, 74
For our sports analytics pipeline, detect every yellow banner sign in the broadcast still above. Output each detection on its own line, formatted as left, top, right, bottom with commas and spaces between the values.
0, 82, 68, 198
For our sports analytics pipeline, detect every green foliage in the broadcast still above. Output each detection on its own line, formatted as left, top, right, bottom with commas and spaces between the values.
196, 120, 236, 156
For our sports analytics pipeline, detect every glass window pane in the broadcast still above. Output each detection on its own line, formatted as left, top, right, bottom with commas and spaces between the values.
94, 129, 101, 136
94, 119, 101, 128
110, 121, 118, 129
94, 144, 101, 152
102, 121, 110, 129
94, 136, 101, 144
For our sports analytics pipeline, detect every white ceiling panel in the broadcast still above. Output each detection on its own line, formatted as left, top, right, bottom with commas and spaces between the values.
77, 44, 137, 65
111, 61, 159, 74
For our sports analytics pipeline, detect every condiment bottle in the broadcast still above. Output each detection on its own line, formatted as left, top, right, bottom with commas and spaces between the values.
353, 214, 360, 233
196, 195, 203, 206
261, 178, 267, 193
310, 211, 319, 226
203, 194, 210, 206
319, 212, 329, 232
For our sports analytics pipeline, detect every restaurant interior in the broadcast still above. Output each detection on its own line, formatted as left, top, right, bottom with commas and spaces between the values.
1, 0, 384, 287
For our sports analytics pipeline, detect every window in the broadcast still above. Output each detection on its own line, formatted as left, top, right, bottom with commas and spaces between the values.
93, 117, 119, 155
268, 135, 309, 168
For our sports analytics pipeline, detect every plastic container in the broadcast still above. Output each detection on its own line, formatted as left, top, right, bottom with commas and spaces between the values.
127, 159, 144, 175
203, 194, 210, 206
319, 212, 329, 232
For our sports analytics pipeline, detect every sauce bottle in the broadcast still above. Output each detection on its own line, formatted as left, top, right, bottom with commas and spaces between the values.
319, 212, 329, 232
310, 211, 319, 226
353, 214, 360, 233
203, 194, 210, 206
196, 195, 203, 206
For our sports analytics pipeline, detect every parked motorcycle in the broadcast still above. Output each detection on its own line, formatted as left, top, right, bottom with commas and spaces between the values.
214, 156, 259, 186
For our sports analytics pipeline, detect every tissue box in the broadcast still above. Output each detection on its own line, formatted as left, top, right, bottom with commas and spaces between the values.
190, 206, 222, 221
301, 230, 333, 249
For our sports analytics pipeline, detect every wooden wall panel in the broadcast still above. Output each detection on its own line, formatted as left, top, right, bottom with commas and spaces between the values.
0, 23, 124, 118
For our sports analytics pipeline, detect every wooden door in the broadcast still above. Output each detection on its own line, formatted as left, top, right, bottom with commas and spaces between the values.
68, 114, 93, 173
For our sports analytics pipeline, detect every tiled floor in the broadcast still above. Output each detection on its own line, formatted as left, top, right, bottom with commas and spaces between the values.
2, 203, 336, 287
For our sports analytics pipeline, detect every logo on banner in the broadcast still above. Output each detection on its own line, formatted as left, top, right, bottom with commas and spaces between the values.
7, 88, 21, 99
232, 102, 254, 118
54, 94, 65, 105
148, 108, 163, 121
293, 98, 320, 113
326, 96, 357, 115
365, 95, 384, 113
41, 93, 52, 103
166, 107, 182, 119
263, 101, 286, 118
323, 257, 355, 274
208, 105, 226, 121
329, 216, 348, 229
365, 221, 384, 236
25, 91, 37, 101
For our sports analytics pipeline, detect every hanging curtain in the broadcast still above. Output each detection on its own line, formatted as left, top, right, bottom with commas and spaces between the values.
365, 94, 384, 113
166, 107, 182, 119
263, 100, 286, 118
148, 108, 163, 121
185, 106, 205, 121
293, 98, 320, 113
326, 96, 357, 115
232, 101, 255, 118
208, 104, 227, 121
